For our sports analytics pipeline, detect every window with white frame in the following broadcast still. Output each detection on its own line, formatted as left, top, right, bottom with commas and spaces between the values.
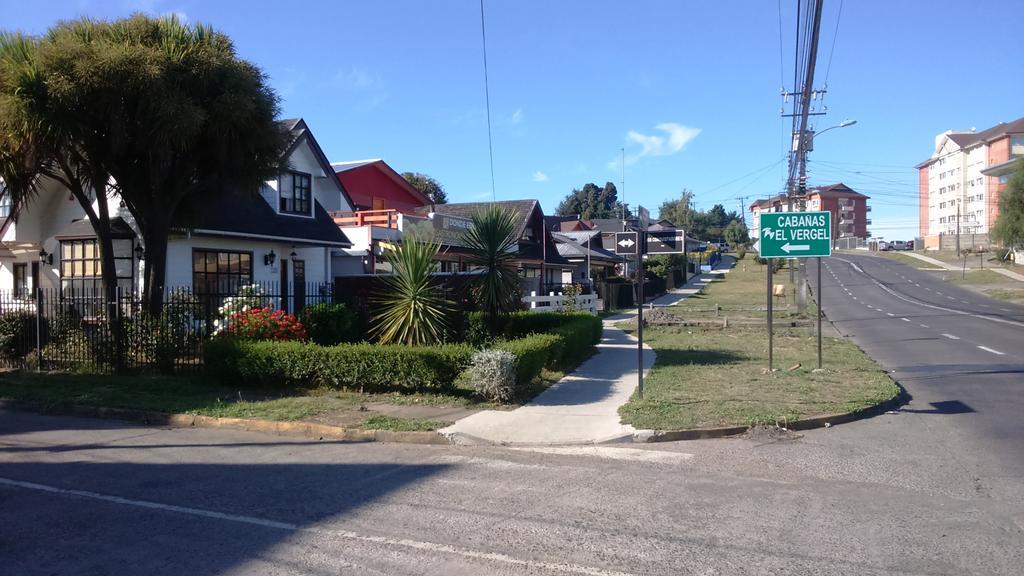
279, 171, 312, 215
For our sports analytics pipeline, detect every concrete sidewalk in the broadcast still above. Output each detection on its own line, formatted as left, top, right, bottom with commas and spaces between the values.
441, 264, 729, 446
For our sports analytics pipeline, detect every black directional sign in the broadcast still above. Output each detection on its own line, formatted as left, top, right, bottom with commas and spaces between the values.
614, 232, 639, 255
645, 230, 686, 254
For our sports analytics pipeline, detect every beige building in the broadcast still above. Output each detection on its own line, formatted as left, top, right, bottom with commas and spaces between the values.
916, 117, 1024, 247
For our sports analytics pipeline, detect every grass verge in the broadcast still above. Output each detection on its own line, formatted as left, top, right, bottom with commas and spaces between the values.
617, 325, 899, 430
671, 259, 811, 321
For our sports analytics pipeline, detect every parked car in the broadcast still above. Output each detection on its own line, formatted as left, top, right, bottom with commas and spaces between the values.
712, 242, 730, 252
890, 240, 907, 251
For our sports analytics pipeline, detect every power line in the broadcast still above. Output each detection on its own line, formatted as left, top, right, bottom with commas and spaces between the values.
479, 0, 496, 202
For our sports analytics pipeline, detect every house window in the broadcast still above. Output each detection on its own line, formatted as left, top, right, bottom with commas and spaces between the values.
13, 263, 27, 297
192, 250, 252, 295
1012, 135, 1024, 158
279, 171, 312, 215
999, 174, 1010, 184
60, 239, 104, 295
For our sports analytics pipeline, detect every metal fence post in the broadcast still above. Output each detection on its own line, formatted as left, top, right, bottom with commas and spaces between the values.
35, 287, 43, 372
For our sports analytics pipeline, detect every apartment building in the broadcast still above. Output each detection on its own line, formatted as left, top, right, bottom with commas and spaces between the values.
749, 183, 870, 243
916, 117, 1024, 245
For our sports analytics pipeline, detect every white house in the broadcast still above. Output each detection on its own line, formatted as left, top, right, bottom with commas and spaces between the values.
0, 118, 353, 312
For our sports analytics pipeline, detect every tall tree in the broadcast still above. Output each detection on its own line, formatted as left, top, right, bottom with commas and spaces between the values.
462, 206, 521, 332
0, 15, 287, 315
723, 219, 750, 247
556, 181, 630, 220
402, 172, 447, 205
992, 159, 1024, 248
658, 189, 706, 237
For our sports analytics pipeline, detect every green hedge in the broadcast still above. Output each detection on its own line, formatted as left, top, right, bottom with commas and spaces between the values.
204, 339, 474, 392
493, 314, 602, 386
205, 312, 603, 394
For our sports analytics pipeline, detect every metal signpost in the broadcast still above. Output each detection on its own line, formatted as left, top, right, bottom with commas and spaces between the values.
614, 214, 689, 401
758, 211, 831, 370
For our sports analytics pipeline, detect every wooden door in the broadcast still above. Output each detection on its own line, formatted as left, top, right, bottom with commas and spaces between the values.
293, 260, 306, 315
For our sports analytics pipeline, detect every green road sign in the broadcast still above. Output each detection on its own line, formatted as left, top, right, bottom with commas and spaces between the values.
758, 211, 832, 258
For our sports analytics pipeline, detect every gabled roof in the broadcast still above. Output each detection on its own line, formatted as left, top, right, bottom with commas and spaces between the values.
917, 116, 1024, 167
330, 159, 432, 207
585, 218, 637, 233
809, 182, 870, 199
424, 200, 540, 239
550, 231, 619, 262
280, 118, 356, 209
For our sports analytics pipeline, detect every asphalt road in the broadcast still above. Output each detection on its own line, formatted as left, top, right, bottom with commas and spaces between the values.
2, 253, 1024, 575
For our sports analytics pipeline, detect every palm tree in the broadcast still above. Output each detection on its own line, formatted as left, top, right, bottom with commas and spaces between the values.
463, 206, 521, 331
371, 238, 453, 345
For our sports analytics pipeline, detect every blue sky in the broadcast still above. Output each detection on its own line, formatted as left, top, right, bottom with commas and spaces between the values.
3, 0, 1021, 240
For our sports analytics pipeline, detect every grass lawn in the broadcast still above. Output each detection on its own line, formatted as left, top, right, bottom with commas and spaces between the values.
874, 251, 934, 269
671, 257, 812, 320
617, 325, 898, 430
985, 288, 1024, 304
618, 253, 898, 430
941, 269, 1013, 285
0, 371, 480, 431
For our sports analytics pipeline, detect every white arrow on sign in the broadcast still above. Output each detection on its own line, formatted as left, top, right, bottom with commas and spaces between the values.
762, 228, 774, 239
617, 238, 635, 249
781, 243, 810, 253
752, 239, 761, 252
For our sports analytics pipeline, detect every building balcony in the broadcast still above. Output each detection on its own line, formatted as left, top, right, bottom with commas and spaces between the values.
865, 205, 872, 212
865, 219, 872, 225
332, 209, 402, 229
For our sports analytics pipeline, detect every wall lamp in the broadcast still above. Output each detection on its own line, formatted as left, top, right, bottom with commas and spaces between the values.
134, 244, 145, 261
38, 249, 53, 266
264, 250, 276, 266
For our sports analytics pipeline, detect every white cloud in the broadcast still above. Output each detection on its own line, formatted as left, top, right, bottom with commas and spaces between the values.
511, 108, 524, 125
608, 122, 701, 169
532, 171, 549, 182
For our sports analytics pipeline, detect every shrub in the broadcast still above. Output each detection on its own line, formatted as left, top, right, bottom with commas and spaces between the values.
301, 302, 359, 345
203, 338, 474, 393
0, 310, 46, 360
494, 333, 561, 386
493, 314, 602, 385
221, 307, 307, 341
466, 349, 517, 403
213, 284, 267, 335
736, 245, 747, 260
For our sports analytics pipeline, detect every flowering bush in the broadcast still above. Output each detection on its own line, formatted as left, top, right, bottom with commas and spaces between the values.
221, 307, 307, 341
213, 284, 267, 335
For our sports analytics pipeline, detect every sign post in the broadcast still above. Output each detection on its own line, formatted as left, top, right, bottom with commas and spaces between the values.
636, 227, 644, 400
759, 211, 832, 370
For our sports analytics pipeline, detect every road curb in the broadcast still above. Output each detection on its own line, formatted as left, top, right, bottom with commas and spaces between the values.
634, 389, 906, 442
0, 400, 451, 445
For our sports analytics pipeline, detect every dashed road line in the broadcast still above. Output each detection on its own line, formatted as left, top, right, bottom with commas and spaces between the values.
887, 313, 895, 317
978, 346, 1005, 356
941, 333, 960, 340
901, 317, 910, 322
919, 324, 929, 328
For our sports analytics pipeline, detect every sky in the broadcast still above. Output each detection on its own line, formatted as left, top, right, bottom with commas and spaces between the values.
2, 0, 1022, 240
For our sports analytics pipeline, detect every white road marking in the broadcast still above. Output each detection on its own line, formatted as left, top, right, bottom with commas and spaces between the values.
919, 324, 929, 328
941, 333, 960, 340
936, 292, 944, 296
0, 477, 637, 576
978, 346, 1005, 356
852, 296, 857, 300
925, 287, 932, 291
946, 296, 955, 300
981, 304, 990, 308
887, 313, 895, 317
511, 446, 693, 464
1001, 308, 1011, 312
901, 318, 910, 322
835, 258, 1024, 330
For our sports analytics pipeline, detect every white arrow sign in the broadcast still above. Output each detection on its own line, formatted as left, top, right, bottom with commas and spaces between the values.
617, 238, 635, 249
781, 243, 810, 253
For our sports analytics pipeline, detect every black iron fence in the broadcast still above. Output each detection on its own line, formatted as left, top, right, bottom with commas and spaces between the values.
0, 282, 334, 372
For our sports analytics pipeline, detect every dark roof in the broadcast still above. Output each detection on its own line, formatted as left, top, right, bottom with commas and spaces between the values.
424, 200, 540, 238
810, 182, 870, 199
918, 116, 1024, 167
551, 232, 620, 262
585, 218, 637, 233
191, 189, 351, 246
280, 118, 356, 209
55, 217, 136, 239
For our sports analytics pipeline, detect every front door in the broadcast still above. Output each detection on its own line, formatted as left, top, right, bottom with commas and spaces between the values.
293, 260, 306, 315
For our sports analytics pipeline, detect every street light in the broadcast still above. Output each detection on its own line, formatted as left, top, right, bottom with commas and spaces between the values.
808, 119, 857, 149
